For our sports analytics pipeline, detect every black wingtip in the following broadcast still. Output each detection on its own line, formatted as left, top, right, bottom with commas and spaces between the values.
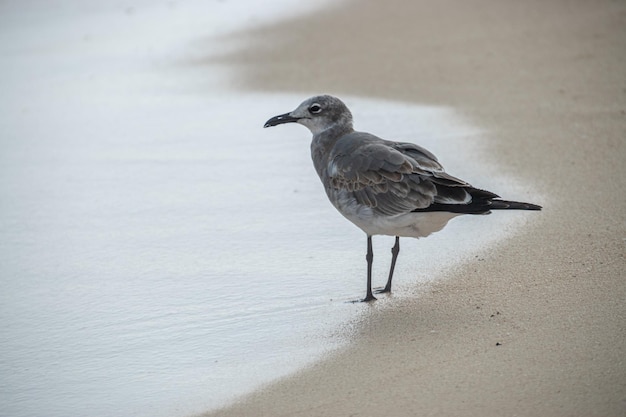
491, 200, 542, 211
411, 199, 542, 214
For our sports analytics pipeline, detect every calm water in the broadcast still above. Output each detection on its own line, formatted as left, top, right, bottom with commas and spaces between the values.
0, 2, 536, 417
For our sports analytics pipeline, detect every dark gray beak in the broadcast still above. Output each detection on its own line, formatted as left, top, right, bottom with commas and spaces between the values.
264, 112, 300, 128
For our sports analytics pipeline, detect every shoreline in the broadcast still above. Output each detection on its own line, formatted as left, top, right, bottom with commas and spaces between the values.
201, 0, 626, 415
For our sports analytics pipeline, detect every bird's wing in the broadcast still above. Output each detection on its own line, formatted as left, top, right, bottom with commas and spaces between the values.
328, 133, 490, 216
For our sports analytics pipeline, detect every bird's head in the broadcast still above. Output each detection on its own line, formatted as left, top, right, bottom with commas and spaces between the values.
264, 95, 353, 135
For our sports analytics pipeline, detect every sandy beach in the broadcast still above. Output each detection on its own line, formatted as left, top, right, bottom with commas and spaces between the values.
202, 0, 626, 416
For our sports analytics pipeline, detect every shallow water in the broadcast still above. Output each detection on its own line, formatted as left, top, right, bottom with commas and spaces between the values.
0, 2, 536, 417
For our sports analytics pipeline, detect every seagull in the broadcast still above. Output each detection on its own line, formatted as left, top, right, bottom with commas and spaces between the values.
264, 95, 541, 302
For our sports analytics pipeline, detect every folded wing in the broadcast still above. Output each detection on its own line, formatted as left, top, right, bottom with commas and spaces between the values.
327, 132, 492, 216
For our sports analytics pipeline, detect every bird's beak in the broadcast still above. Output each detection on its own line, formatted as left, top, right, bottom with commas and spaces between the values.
263, 112, 300, 128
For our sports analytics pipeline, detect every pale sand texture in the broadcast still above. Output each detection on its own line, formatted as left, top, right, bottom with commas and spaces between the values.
202, 0, 626, 416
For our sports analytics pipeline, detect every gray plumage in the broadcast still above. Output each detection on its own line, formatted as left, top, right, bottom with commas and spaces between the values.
264, 95, 541, 301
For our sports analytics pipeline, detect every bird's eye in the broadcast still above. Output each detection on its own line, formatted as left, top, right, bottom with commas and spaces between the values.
308, 104, 322, 114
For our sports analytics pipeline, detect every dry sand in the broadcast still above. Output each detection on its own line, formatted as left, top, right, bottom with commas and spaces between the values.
201, 0, 626, 415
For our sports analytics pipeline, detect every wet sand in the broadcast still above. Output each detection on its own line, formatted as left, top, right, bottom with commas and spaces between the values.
201, 0, 626, 415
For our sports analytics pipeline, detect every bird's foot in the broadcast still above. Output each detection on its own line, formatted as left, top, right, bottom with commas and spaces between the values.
374, 286, 391, 294
349, 294, 377, 303
362, 293, 377, 302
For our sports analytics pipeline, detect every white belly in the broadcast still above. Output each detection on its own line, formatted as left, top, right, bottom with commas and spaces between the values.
330, 190, 462, 238
352, 210, 461, 238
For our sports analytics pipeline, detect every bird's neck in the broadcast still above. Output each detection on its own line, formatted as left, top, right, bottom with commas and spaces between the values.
317, 121, 354, 140
310, 122, 354, 182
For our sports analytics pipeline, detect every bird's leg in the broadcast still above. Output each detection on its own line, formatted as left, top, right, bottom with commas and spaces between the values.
362, 235, 377, 302
376, 236, 400, 294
